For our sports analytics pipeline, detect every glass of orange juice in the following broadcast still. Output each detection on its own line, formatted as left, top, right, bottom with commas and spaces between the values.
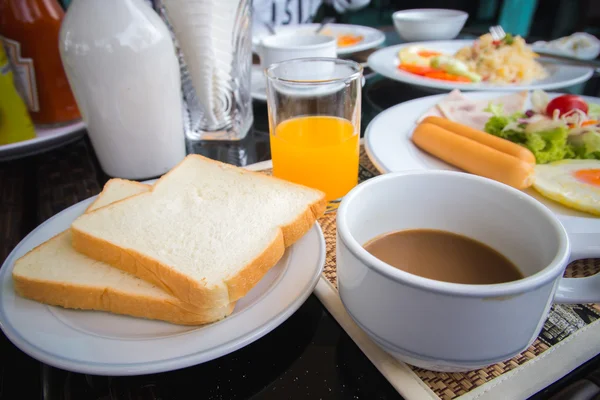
265, 58, 363, 202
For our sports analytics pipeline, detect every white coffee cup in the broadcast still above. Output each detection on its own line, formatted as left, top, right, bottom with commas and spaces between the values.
336, 170, 600, 372
256, 33, 337, 70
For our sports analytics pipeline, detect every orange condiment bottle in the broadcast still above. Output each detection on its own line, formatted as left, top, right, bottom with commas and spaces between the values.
0, 0, 81, 126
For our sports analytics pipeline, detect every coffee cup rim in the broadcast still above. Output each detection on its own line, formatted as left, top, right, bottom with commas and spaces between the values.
337, 170, 571, 298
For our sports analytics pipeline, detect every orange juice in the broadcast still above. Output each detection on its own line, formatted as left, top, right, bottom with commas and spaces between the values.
270, 116, 359, 201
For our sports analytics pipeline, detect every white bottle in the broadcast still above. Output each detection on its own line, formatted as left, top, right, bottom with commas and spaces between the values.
59, 0, 186, 179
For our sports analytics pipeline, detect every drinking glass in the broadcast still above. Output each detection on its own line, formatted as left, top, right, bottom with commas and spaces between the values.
265, 58, 363, 202
159, 0, 254, 141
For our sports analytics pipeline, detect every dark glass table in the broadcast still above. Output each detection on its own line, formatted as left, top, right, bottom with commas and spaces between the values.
1, 44, 600, 400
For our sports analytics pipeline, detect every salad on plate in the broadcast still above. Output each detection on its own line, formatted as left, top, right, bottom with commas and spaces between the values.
484, 90, 600, 163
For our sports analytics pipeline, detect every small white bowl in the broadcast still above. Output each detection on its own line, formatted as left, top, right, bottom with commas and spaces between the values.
392, 8, 468, 42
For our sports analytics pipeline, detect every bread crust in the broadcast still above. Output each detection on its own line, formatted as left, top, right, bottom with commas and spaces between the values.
225, 197, 327, 301
13, 273, 235, 326
71, 155, 327, 308
12, 230, 237, 323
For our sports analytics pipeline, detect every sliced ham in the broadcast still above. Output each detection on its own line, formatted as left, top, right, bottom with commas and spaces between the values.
416, 89, 466, 123
417, 90, 528, 131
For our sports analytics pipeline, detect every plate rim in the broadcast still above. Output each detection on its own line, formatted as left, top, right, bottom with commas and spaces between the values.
252, 23, 386, 55
0, 120, 86, 161
367, 41, 595, 91
0, 190, 326, 375
328, 23, 386, 55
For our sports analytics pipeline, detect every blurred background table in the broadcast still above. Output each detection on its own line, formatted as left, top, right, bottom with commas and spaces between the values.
2, 3, 600, 398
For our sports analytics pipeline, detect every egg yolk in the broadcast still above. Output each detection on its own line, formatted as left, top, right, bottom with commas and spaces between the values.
573, 169, 600, 187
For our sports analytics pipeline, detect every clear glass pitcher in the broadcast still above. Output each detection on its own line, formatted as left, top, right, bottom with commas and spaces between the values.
154, 0, 254, 141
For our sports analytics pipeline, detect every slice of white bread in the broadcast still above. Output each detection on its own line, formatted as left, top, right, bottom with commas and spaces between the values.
71, 155, 327, 309
12, 179, 235, 325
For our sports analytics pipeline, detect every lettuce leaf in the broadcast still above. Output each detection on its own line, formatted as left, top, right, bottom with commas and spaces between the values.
570, 131, 600, 160
483, 104, 526, 143
588, 103, 600, 119
524, 126, 572, 164
482, 102, 590, 163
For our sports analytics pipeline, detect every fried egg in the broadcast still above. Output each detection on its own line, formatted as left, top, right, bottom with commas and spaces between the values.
533, 160, 600, 216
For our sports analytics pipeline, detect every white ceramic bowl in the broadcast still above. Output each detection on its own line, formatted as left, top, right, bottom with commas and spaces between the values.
392, 8, 468, 41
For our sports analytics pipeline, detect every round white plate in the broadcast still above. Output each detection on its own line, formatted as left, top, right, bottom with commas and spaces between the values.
0, 191, 325, 376
368, 41, 594, 92
253, 23, 385, 56
364, 91, 600, 236
0, 121, 86, 162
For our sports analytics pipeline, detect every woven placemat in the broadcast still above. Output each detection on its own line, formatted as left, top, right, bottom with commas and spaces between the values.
282, 146, 600, 400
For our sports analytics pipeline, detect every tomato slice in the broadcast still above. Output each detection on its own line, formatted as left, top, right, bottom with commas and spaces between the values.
423, 71, 471, 82
546, 94, 588, 116
398, 64, 436, 75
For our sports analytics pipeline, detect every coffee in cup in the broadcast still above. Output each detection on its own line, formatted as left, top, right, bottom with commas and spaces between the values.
363, 229, 524, 285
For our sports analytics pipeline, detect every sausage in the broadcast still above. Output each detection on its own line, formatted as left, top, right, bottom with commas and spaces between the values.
412, 122, 535, 189
422, 116, 536, 165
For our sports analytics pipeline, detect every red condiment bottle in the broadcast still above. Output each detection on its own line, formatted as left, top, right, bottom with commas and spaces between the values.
0, 0, 81, 126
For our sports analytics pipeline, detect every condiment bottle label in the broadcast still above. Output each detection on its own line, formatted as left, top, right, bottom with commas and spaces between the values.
1, 36, 39, 112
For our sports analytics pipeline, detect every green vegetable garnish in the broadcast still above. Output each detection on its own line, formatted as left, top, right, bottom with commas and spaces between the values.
503, 33, 514, 45
430, 56, 482, 82
524, 127, 572, 164
482, 95, 600, 164
588, 103, 600, 119
483, 103, 574, 163
483, 103, 526, 142
570, 131, 600, 160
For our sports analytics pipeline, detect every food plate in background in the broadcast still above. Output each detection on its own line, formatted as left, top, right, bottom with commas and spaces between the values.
364, 92, 600, 240
532, 32, 600, 60
0, 181, 325, 375
252, 23, 385, 56
0, 120, 86, 162
368, 41, 594, 92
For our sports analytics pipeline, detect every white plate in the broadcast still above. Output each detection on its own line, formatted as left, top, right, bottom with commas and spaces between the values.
0, 121, 86, 162
364, 91, 600, 238
368, 41, 594, 92
253, 23, 385, 56
0, 189, 325, 376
